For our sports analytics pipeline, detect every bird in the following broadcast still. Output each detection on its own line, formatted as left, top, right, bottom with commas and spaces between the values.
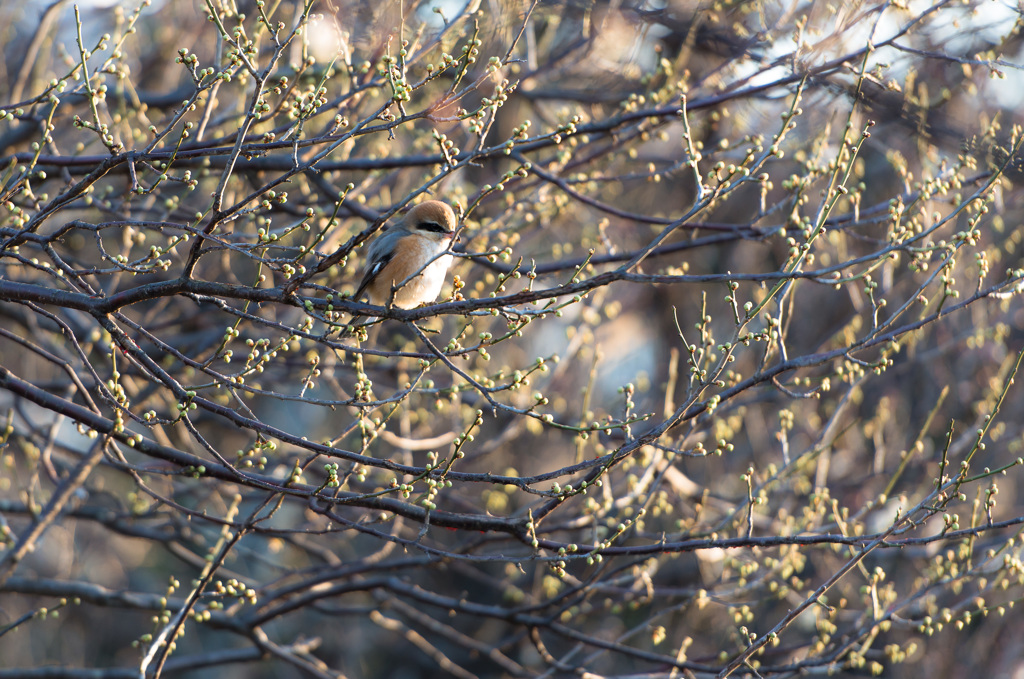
350, 200, 458, 312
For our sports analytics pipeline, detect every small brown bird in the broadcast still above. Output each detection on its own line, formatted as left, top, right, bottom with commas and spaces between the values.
351, 200, 458, 309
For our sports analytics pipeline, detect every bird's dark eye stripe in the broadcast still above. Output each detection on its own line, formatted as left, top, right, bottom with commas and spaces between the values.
418, 221, 451, 234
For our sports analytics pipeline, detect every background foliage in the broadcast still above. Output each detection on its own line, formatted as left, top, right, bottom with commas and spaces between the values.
3, 0, 1024, 677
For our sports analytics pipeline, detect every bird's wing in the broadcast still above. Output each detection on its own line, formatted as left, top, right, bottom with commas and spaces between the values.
351, 250, 393, 303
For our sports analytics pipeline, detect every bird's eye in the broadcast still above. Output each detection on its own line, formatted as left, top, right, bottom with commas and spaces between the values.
418, 221, 451, 234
